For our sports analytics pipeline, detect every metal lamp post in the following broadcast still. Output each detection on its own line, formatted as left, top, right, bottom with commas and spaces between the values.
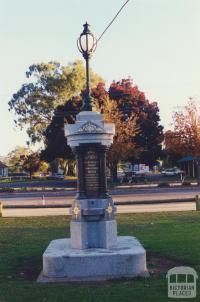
77, 22, 97, 111
40, 19, 147, 283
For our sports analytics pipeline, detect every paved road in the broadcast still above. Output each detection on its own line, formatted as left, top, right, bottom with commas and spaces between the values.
1, 186, 198, 217
2, 202, 196, 217
0, 186, 200, 206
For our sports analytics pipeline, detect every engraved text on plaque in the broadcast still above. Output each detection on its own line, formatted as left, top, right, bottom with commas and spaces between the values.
84, 149, 100, 197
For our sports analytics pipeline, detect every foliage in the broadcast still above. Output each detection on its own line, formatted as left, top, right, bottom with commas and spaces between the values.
161, 148, 181, 168
8, 61, 103, 143
6, 146, 48, 177
22, 152, 48, 178
41, 85, 139, 179
40, 97, 81, 175
41, 79, 163, 180
6, 146, 31, 172
165, 99, 200, 157
95, 93, 139, 180
109, 79, 164, 166
164, 99, 200, 181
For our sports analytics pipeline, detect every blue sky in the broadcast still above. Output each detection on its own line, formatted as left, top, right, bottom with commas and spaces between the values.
1, 0, 200, 155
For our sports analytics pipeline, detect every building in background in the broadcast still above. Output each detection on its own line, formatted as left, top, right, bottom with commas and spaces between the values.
0, 162, 8, 177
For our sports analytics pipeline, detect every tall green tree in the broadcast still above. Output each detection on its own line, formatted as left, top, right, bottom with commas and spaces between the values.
22, 152, 47, 179
41, 84, 139, 181
8, 60, 103, 143
6, 146, 31, 172
40, 99, 79, 175
41, 79, 163, 180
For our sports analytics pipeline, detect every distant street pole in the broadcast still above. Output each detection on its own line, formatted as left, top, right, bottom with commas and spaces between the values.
77, 23, 97, 111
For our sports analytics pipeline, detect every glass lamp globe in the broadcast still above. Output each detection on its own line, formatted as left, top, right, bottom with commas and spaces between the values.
77, 23, 97, 57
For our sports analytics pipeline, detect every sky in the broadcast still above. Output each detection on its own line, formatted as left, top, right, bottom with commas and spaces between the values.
1, 0, 200, 156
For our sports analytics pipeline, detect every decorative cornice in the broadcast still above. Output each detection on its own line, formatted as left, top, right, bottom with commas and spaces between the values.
76, 121, 104, 134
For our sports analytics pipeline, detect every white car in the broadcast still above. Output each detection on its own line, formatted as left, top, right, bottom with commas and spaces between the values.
161, 168, 183, 176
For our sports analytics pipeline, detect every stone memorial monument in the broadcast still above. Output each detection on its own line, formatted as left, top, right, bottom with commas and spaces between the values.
38, 23, 147, 282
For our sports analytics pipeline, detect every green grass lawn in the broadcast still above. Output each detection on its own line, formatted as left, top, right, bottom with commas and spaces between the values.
0, 211, 200, 302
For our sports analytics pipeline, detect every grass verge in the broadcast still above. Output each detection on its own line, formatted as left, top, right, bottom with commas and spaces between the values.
0, 211, 200, 302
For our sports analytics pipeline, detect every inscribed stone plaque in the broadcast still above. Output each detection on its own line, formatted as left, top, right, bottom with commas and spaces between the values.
84, 149, 100, 197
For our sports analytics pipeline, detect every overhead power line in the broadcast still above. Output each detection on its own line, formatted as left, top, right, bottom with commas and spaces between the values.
97, 0, 131, 42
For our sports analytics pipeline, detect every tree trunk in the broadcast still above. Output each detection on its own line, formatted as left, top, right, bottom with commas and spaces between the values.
67, 160, 75, 176
50, 160, 58, 174
196, 158, 200, 185
110, 162, 118, 183
63, 161, 68, 177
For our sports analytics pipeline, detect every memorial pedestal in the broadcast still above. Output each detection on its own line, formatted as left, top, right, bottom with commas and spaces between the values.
39, 111, 148, 282
38, 237, 147, 282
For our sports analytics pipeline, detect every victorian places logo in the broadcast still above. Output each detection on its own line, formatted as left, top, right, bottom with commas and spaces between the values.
166, 267, 198, 299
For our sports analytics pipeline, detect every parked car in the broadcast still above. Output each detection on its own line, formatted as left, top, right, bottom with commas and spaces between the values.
121, 171, 147, 183
161, 168, 184, 176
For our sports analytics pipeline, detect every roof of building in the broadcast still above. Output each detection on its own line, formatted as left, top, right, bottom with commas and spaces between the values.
177, 156, 196, 163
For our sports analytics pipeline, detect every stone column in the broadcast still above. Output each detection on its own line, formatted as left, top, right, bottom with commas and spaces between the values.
65, 111, 117, 249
